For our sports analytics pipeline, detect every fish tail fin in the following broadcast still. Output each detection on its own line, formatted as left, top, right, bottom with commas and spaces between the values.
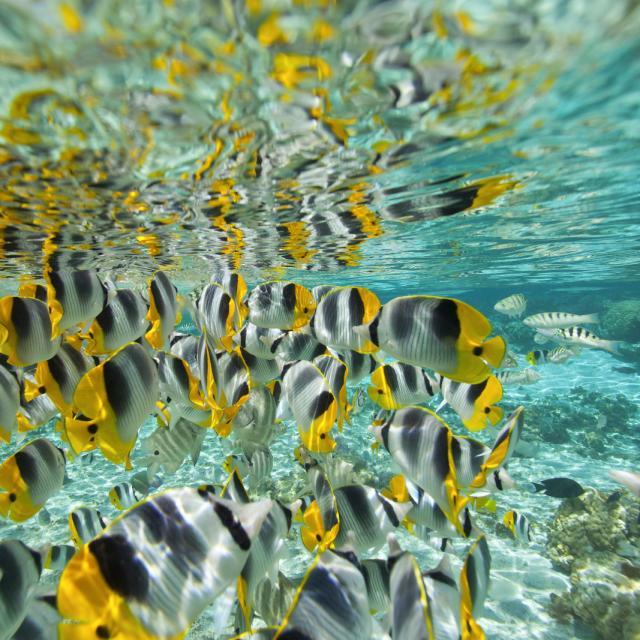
465, 376, 502, 431
17, 412, 35, 433
585, 313, 600, 325
470, 175, 518, 209
63, 417, 98, 456
0, 492, 11, 518
487, 406, 504, 426
23, 377, 43, 402
381, 474, 410, 503
480, 335, 507, 368
605, 340, 623, 355
221, 333, 234, 353
144, 321, 163, 350
526, 351, 537, 365
300, 500, 323, 552
531, 482, 544, 493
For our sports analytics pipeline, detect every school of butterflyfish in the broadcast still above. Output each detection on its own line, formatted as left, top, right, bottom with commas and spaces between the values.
0, 263, 541, 640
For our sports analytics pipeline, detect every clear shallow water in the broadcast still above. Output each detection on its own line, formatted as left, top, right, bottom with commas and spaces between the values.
1, 1, 640, 639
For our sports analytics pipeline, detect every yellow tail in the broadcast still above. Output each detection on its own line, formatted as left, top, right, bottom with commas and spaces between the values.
481, 336, 507, 368
0, 492, 11, 517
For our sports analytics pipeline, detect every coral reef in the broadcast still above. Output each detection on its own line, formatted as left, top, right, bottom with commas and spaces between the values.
546, 489, 640, 639
514, 387, 638, 454
601, 299, 640, 344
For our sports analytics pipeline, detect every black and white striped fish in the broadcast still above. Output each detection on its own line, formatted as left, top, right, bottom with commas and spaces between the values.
108, 482, 140, 511
247, 281, 315, 330
368, 362, 439, 410
57, 488, 273, 638
523, 311, 599, 329
0, 296, 61, 367
369, 406, 465, 528
281, 360, 337, 453
34, 342, 95, 415
235, 323, 283, 359
63, 342, 159, 467
334, 348, 377, 383
231, 385, 278, 447
141, 417, 207, 476
45, 269, 107, 337
355, 295, 506, 383
68, 506, 107, 547
196, 282, 237, 352
311, 286, 381, 353
272, 330, 326, 362
536, 326, 621, 355
145, 271, 181, 351
82, 288, 149, 355
332, 483, 411, 553
276, 549, 372, 639
437, 374, 503, 432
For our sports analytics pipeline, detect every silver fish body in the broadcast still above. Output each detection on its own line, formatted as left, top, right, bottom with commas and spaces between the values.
141, 417, 207, 475
277, 549, 372, 640
536, 326, 620, 355
58, 490, 273, 637
0, 539, 43, 639
333, 484, 411, 553
494, 293, 526, 317
523, 312, 599, 329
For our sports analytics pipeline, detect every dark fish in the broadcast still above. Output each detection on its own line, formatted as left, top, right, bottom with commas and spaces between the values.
606, 490, 623, 505
613, 366, 637, 375
532, 477, 584, 498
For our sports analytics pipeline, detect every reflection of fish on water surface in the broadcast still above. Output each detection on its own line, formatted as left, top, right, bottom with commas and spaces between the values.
0, 2, 638, 640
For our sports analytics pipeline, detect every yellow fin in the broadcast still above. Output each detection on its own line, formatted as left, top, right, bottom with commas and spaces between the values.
382, 474, 410, 503
237, 575, 252, 631
48, 296, 64, 339
300, 500, 323, 552
503, 511, 516, 536
220, 333, 235, 353
23, 377, 43, 402
0, 493, 11, 517
357, 287, 381, 325
63, 416, 99, 456
454, 298, 492, 342
299, 426, 336, 454
17, 413, 35, 433
488, 406, 504, 426
480, 336, 507, 369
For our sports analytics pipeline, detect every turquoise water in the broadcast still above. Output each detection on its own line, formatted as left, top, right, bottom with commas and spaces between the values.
1, 1, 639, 639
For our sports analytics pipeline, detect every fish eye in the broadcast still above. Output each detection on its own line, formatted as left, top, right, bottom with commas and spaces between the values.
484, 407, 490, 414
320, 433, 326, 439
154, 450, 160, 456
95, 625, 111, 639
315, 533, 322, 542
9, 492, 16, 502
88, 424, 98, 434
303, 307, 309, 313
377, 388, 383, 394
